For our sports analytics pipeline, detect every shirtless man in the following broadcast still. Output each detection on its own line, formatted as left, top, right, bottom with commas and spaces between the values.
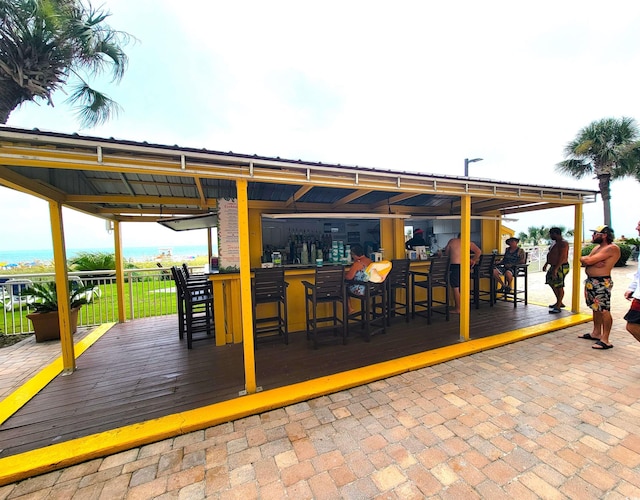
443, 233, 482, 314
543, 227, 570, 314
578, 225, 621, 349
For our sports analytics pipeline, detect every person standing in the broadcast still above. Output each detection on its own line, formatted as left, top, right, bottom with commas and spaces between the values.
544, 227, 570, 313
405, 228, 427, 250
578, 225, 621, 349
443, 234, 482, 314
624, 220, 640, 342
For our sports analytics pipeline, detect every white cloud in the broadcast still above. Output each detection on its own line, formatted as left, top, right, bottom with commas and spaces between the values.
3, 0, 640, 250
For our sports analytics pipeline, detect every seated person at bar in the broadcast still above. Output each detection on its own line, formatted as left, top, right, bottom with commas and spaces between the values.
345, 244, 372, 313
405, 228, 427, 250
443, 234, 482, 314
493, 237, 526, 293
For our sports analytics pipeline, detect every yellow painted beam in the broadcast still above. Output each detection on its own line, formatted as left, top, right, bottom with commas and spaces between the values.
285, 185, 313, 207
67, 194, 204, 205
572, 204, 583, 313
0, 166, 66, 202
49, 201, 75, 372
237, 179, 257, 393
459, 195, 471, 341
113, 221, 126, 322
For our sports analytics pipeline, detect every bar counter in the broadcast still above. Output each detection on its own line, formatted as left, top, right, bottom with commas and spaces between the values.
208, 261, 431, 345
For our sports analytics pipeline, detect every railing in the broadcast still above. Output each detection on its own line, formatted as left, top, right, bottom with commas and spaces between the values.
521, 245, 575, 273
0, 266, 205, 335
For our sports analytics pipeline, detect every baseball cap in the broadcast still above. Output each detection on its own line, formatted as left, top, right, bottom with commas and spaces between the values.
590, 225, 614, 234
414, 229, 424, 234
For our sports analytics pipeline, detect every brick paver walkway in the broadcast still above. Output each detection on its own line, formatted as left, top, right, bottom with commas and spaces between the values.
1, 266, 640, 499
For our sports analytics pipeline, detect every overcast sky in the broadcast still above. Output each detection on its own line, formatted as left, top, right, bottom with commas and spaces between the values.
2, 0, 640, 252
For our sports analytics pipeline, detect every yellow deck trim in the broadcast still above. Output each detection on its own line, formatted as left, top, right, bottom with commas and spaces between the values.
0, 323, 114, 425
0, 314, 591, 486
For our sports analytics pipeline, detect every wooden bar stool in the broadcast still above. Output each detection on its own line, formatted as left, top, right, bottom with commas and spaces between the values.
171, 266, 214, 349
471, 254, 497, 308
301, 266, 347, 349
386, 258, 411, 325
252, 267, 289, 345
346, 280, 387, 342
411, 257, 450, 324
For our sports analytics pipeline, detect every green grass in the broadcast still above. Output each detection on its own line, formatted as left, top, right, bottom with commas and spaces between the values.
2, 277, 180, 334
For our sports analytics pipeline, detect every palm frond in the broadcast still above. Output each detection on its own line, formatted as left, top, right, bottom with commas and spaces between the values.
66, 81, 121, 128
0, 0, 132, 126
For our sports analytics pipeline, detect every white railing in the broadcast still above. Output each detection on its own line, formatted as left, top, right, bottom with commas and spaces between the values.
521, 244, 575, 273
0, 266, 205, 335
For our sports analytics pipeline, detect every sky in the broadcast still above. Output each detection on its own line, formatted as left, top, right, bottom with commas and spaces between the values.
2, 0, 640, 253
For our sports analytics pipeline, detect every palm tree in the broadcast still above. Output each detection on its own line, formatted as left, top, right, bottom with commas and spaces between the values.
0, 0, 132, 127
527, 226, 548, 245
556, 117, 640, 227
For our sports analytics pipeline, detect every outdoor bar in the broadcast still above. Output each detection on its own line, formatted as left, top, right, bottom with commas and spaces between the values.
0, 126, 598, 483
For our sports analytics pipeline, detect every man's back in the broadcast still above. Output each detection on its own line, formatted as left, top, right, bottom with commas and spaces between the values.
444, 238, 462, 264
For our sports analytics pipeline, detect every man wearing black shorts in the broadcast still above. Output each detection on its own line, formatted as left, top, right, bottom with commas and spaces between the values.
544, 227, 569, 314
624, 220, 640, 342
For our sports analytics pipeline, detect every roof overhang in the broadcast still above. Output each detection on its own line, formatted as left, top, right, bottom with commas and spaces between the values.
0, 126, 599, 220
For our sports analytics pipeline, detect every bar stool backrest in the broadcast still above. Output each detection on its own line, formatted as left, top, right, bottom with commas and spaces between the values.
252, 267, 287, 302
388, 259, 410, 288
475, 254, 496, 278
428, 257, 450, 285
312, 266, 345, 299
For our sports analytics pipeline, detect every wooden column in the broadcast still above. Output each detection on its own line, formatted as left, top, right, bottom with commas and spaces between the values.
237, 179, 257, 394
571, 204, 583, 313
459, 195, 471, 341
49, 201, 75, 373
113, 220, 126, 323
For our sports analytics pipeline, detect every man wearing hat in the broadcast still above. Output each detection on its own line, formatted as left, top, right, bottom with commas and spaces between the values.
405, 228, 427, 250
578, 225, 621, 349
493, 236, 526, 293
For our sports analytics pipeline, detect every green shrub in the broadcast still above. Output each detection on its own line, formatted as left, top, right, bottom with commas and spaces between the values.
581, 243, 631, 267
70, 252, 116, 271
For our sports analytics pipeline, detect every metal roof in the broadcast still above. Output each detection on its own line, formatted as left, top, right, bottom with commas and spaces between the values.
0, 126, 598, 223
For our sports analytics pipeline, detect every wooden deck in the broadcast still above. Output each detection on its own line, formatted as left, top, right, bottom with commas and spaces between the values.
0, 300, 574, 458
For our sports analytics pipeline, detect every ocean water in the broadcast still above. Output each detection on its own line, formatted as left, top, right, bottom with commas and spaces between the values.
0, 245, 209, 266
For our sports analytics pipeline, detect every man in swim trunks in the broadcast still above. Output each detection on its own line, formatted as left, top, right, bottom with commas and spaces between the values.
624, 219, 640, 343
579, 225, 621, 349
544, 227, 570, 313
443, 233, 482, 314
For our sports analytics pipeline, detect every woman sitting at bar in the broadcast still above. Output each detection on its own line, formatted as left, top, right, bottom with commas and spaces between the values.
345, 244, 372, 313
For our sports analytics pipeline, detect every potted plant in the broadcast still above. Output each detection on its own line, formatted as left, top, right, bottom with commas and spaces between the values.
22, 281, 95, 342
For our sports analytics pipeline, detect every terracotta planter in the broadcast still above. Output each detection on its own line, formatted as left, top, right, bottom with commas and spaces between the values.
27, 307, 80, 343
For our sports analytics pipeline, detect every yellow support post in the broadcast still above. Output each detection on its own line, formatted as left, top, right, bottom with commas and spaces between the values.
48, 201, 75, 373
459, 195, 471, 341
392, 218, 406, 259
572, 204, 583, 313
113, 221, 126, 323
237, 179, 257, 394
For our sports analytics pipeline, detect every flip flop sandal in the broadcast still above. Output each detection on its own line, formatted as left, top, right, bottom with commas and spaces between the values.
592, 340, 613, 350
578, 333, 599, 340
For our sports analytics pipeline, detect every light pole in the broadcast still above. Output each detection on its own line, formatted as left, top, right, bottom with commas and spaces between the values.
464, 157, 483, 177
